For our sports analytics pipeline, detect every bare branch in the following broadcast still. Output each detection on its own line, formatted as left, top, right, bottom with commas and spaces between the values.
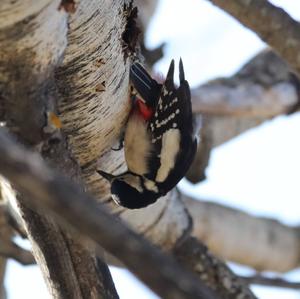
187, 50, 300, 183
0, 199, 9, 299
0, 258, 6, 299
0, 129, 219, 299
183, 196, 300, 272
141, 41, 165, 67
191, 50, 299, 118
192, 80, 297, 118
241, 275, 300, 290
0, 241, 35, 266
174, 237, 256, 299
0, 192, 34, 265
206, 0, 300, 77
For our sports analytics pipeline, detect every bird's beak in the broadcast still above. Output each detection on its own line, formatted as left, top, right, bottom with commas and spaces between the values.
97, 170, 115, 182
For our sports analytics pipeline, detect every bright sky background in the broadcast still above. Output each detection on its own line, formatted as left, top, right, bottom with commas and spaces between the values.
5, 1, 300, 298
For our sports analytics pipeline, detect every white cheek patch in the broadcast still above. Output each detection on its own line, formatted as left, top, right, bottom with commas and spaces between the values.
122, 175, 144, 193
143, 178, 158, 193
124, 114, 152, 175
155, 129, 180, 182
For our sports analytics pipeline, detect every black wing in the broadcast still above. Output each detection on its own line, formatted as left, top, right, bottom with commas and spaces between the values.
130, 62, 161, 108
146, 59, 197, 186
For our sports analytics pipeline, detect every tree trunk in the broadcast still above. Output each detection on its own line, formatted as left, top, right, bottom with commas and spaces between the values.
0, 1, 118, 298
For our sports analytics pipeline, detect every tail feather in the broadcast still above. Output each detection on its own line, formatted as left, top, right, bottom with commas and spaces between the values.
130, 63, 161, 107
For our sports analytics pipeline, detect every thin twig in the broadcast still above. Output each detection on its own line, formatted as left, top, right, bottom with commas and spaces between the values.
0, 242, 35, 265
241, 275, 300, 290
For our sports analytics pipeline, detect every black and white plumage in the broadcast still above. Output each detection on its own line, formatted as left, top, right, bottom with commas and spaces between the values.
98, 59, 197, 209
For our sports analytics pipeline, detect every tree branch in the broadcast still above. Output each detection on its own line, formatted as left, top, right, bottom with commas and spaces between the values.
0, 258, 6, 299
241, 275, 300, 290
0, 240, 35, 266
206, 0, 300, 77
174, 237, 256, 299
191, 50, 299, 118
0, 197, 35, 265
0, 129, 219, 299
0, 1, 119, 298
0, 199, 9, 299
183, 196, 300, 272
187, 49, 300, 183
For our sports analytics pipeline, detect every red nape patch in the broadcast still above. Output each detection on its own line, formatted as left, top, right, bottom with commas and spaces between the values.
136, 99, 153, 120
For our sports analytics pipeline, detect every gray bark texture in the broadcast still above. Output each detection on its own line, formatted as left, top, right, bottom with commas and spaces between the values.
0, 1, 120, 298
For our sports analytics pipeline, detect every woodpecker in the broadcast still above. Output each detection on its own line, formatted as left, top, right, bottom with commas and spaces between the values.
98, 59, 197, 209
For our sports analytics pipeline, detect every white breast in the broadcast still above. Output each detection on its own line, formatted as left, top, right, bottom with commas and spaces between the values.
155, 129, 180, 182
124, 113, 153, 175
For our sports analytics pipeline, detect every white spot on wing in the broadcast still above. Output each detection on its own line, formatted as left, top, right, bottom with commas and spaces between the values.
155, 129, 181, 182
163, 87, 168, 96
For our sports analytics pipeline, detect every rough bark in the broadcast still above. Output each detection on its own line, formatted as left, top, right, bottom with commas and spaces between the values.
174, 237, 255, 299
56, 0, 192, 252
56, 0, 132, 198
0, 1, 118, 298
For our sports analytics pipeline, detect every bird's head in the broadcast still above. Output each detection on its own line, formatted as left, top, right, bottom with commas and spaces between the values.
97, 170, 159, 209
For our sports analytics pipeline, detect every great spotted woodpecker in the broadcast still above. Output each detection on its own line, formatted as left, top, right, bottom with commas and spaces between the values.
98, 59, 197, 209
